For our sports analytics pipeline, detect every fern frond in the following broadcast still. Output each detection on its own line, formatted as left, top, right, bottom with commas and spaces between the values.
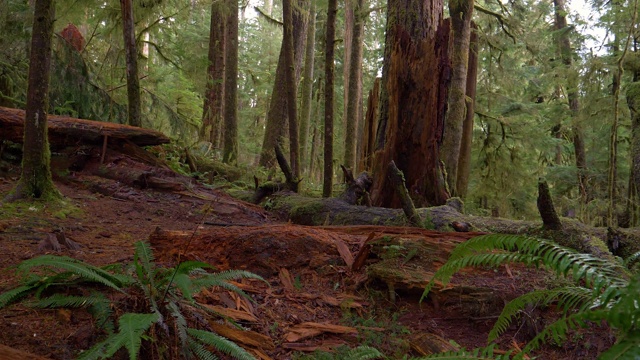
176, 260, 216, 273
134, 241, 156, 288
32, 293, 109, 309
186, 338, 217, 360
624, 251, 640, 269
598, 330, 640, 360
606, 272, 640, 331
105, 312, 160, 359
17, 255, 124, 291
488, 286, 593, 342
191, 270, 265, 300
344, 345, 384, 359
523, 309, 606, 353
168, 301, 189, 347
0, 284, 39, 308
171, 272, 195, 301
188, 328, 255, 360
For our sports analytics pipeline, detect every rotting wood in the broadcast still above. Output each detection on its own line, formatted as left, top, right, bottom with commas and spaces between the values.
338, 164, 372, 206
0, 106, 170, 147
251, 145, 301, 204
537, 178, 562, 230
388, 160, 422, 227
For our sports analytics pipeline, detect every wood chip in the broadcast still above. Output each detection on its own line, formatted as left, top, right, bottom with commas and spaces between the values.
199, 303, 258, 323
279, 268, 295, 292
208, 322, 275, 350
334, 238, 354, 268
284, 322, 358, 342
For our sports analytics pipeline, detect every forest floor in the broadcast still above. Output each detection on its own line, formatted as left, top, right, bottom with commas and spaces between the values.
0, 146, 615, 360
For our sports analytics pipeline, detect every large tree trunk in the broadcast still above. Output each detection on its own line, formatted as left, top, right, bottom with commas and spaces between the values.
8, 0, 60, 201
222, 0, 238, 165
343, 0, 366, 171
120, 0, 141, 127
258, 0, 309, 168
371, 0, 451, 208
455, 24, 478, 198
283, 0, 300, 178
359, 78, 380, 172
200, 1, 226, 148
440, 0, 474, 196
299, 1, 316, 175
323, 0, 338, 197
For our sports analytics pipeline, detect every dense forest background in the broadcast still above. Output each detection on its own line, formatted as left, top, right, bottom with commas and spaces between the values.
1, 0, 637, 225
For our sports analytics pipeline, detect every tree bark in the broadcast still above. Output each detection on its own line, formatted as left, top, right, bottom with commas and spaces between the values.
222, 0, 238, 165
7, 0, 60, 201
359, 78, 380, 172
371, 1, 451, 208
455, 24, 478, 198
537, 179, 562, 231
343, 0, 366, 171
282, 0, 300, 178
120, 0, 141, 127
200, 1, 226, 148
440, 0, 474, 196
299, 1, 316, 174
259, 0, 309, 168
323, 0, 337, 198
388, 160, 421, 227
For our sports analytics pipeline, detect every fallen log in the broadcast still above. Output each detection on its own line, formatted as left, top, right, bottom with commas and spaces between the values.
0, 106, 170, 147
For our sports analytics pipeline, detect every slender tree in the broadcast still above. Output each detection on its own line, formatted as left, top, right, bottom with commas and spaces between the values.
223, 0, 238, 164
371, 0, 451, 208
440, 0, 474, 196
259, 0, 309, 168
455, 24, 478, 198
299, 1, 316, 174
343, 0, 366, 171
323, 0, 337, 197
283, 0, 300, 178
200, 1, 226, 148
121, 0, 141, 127
6, 0, 60, 201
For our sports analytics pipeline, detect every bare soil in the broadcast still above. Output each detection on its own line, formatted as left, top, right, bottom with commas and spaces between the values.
0, 147, 614, 360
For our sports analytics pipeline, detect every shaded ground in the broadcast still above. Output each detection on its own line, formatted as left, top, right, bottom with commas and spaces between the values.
0, 146, 614, 359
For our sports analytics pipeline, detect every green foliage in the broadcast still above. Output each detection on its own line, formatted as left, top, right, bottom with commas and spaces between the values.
0, 241, 265, 360
422, 234, 638, 359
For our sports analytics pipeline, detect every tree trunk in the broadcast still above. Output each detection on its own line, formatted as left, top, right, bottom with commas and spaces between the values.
200, 1, 226, 148
343, 0, 366, 171
282, 0, 300, 178
299, 1, 316, 174
120, 0, 141, 127
628, 70, 640, 227
323, 0, 337, 198
342, 0, 354, 166
455, 24, 477, 198
553, 0, 588, 205
440, 0, 474, 196
222, 0, 238, 165
371, 0, 451, 208
359, 77, 380, 172
7, 0, 60, 201
259, 0, 309, 168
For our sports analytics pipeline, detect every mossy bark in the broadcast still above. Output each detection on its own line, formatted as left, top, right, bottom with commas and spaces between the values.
7, 0, 60, 202
440, 0, 474, 196
299, 1, 316, 174
323, 0, 337, 198
120, 0, 141, 127
537, 179, 562, 231
222, 0, 238, 165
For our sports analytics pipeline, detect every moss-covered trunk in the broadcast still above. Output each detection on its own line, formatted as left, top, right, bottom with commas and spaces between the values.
440, 0, 474, 196
9, 0, 60, 201
200, 0, 226, 147
323, 0, 337, 198
120, 0, 141, 127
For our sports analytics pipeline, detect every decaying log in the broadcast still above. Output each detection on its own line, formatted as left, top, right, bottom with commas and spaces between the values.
0, 106, 170, 147
537, 178, 562, 230
338, 165, 372, 206
387, 160, 421, 227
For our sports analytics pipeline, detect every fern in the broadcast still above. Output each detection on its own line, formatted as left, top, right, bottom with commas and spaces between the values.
17, 255, 126, 291
32, 293, 110, 309
343, 345, 384, 359
0, 283, 40, 308
78, 312, 159, 360
598, 331, 640, 360
187, 328, 256, 360
417, 344, 516, 359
